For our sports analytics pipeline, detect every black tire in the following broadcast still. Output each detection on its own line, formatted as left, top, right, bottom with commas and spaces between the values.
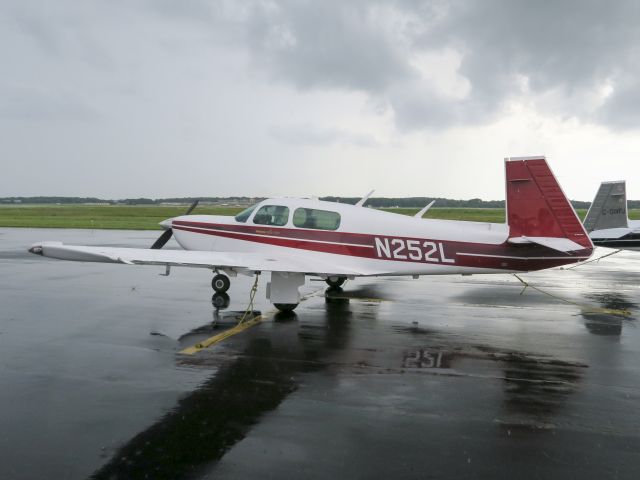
274, 303, 298, 312
211, 274, 231, 293
211, 292, 230, 310
325, 276, 346, 288
325, 287, 346, 302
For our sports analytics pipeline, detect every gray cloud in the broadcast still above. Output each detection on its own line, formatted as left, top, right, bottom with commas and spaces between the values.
2, 0, 640, 199
209, 0, 640, 130
419, 0, 640, 126
0, 86, 100, 122
269, 124, 378, 147
241, 1, 413, 92
7, 1, 640, 131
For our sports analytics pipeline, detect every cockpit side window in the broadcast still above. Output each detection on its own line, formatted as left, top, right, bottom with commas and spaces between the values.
252, 205, 290, 226
234, 204, 258, 223
293, 208, 341, 230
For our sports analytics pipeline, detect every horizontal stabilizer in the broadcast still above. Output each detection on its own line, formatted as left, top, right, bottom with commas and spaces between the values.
588, 227, 633, 240
508, 236, 586, 252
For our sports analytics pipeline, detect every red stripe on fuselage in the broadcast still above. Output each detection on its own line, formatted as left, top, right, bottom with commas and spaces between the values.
174, 224, 373, 257
172, 221, 590, 272
174, 220, 373, 245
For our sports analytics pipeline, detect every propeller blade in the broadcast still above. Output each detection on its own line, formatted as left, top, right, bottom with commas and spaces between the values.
184, 199, 199, 215
150, 199, 197, 249
150, 228, 174, 249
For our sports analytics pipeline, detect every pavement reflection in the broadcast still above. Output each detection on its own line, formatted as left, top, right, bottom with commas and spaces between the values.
581, 292, 637, 336
92, 293, 358, 479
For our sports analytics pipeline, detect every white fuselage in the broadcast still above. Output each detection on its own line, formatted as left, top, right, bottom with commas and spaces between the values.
167, 198, 583, 277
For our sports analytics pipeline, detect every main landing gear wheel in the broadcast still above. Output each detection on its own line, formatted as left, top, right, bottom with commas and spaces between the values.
211, 274, 230, 293
325, 276, 346, 288
274, 303, 299, 312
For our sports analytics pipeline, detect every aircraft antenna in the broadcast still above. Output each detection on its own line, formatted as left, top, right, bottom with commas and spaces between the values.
355, 189, 375, 207
414, 200, 436, 218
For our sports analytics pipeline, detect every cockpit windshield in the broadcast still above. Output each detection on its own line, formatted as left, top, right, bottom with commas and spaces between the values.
253, 205, 290, 226
234, 204, 258, 223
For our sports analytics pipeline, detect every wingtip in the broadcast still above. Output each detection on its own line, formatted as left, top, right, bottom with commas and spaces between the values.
28, 243, 43, 255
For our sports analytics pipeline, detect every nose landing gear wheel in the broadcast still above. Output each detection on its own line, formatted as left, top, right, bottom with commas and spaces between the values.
325, 276, 346, 288
274, 303, 298, 312
212, 274, 231, 293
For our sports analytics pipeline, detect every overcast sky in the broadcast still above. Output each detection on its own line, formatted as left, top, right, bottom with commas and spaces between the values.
2, 0, 640, 200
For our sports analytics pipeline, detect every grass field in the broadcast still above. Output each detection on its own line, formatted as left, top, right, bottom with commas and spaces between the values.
0, 205, 242, 230
1, 204, 636, 230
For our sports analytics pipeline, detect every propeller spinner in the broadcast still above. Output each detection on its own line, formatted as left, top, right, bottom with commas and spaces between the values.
150, 199, 199, 249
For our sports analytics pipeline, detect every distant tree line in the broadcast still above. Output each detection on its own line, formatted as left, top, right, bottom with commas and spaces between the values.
0, 196, 110, 204
4, 196, 638, 209
0, 196, 264, 205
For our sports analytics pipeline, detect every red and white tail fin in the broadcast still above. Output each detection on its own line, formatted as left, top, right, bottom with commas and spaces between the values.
505, 156, 593, 253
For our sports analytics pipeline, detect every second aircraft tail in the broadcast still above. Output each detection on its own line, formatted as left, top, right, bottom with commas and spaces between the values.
583, 181, 628, 232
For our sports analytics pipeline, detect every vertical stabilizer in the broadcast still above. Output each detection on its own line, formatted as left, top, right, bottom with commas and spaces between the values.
583, 181, 628, 232
505, 157, 592, 249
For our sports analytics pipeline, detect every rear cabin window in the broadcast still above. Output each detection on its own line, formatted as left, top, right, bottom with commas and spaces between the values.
293, 208, 341, 230
234, 204, 257, 223
252, 205, 290, 226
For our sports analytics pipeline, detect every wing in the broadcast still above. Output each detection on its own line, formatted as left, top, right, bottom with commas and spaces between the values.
29, 242, 374, 276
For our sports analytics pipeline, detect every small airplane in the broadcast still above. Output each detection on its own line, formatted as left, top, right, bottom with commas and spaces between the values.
29, 156, 593, 312
583, 180, 640, 251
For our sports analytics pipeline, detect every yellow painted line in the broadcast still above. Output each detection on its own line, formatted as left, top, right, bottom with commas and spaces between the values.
514, 274, 632, 318
179, 286, 326, 355
581, 307, 632, 317
179, 315, 265, 355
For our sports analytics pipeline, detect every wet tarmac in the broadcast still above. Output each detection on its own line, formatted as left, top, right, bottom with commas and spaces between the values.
2, 228, 640, 479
